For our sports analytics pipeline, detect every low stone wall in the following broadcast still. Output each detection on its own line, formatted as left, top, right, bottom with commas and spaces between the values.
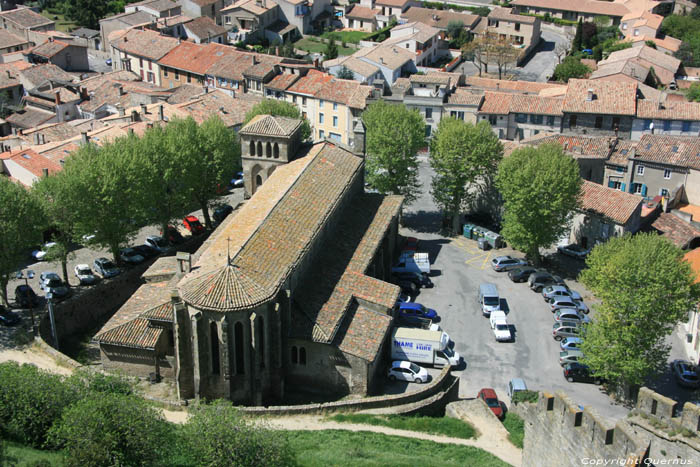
236, 366, 454, 416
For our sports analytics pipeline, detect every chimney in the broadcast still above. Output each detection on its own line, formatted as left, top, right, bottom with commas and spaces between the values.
118, 85, 125, 95
42, 168, 48, 177
380, 57, 384, 64
252, 55, 258, 65
657, 101, 664, 110
586, 88, 594, 101
131, 110, 139, 122
496, 82, 500, 90
54, 90, 61, 105
313, 58, 319, 68
158, 104, 164, 121
124, 36, 128, 43
40, 134, 45, 144
11, 127, 17, 136
80, 86, 88, 99
176, 252, 191, 273
5, 70, 10, 79
48, 37, 53, 43
117, 106, 125, 116
80, 131, 89, 144
33, 133, 39, 144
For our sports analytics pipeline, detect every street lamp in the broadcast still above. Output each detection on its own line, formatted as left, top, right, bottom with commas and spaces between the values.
45, 292, 58, 350
15, 269, 35, 334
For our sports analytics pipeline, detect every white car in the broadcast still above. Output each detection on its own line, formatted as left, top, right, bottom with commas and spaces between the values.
387, 360, 429, 383
550, 297, 589, 314
31, 242, 57, 261
74, 264, 98, 285
560, 337, 582, 352
492, 319, 512, 342
557, 244, 590, 259
542, 285, 582, 303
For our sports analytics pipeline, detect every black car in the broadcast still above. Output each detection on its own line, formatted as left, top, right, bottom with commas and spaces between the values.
213, 204, 234, 224
393, 271, 433, 288
163, 225, 184, 245
15, 284, 39, 308
396, 280, 418, 296
508, 266, 538, 283
563, 363, 602, 384
0, 306, 21, 326
132, 244, 159, 259
529, 272, 565, 292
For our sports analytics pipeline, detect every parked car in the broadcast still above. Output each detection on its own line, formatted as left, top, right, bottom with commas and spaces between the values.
506, 378, 528, 399
393, 271, 433, 288
529, 272, 565, 292
671, 360, 700, 388
132, 244, 159, 259
554, 309, 591, 325
508, 266, 538, 283
559, 350, 584, 367
550, 297, 589, 314
396, 280, 418, 296
183, 215, 205, 235
145, 235, 170, 253
557, 244, 590, 259
0, 306, 20, 326
213, 204, 234, 224
552, 321, 581, 341
230, 171, 244, 188
387, 360, 429, 383
560, 337, 582, 352
402, 236, 419, 252
396, 292, 413, 305
491, 255, 528, 272
563, 362, 602, 384
492, 319, 512, 342
477, 388, 503, 419
398, 302, 437, 322
38, 272, 69, 298
542, 285, 582, 303
74, 264, 98, 285
30, 242, 57, 261
15, 284, 39, 308
94, 258, 120, 278
120, 248, 145, 265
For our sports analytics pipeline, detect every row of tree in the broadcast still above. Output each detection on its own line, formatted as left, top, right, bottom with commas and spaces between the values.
461, 36, 520, 79
0, 116, 239, 306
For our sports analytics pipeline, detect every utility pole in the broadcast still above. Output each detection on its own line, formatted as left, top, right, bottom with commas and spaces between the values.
46, 292, 58, 349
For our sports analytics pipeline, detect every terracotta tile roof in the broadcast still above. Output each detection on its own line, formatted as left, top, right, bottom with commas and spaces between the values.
579, 179, 642, 225
222, 0, 272, 15
183, 15, 228, 39
510, 94, 563, 115
265, 72, 300, 91
101, 10, 155, 28
79, 79, 171, 113
401, 6, 479, 29
510, 0, 630, 17
524, 134, 615, 158
190, 0, 219, 5
204, 53, 251, 81
242, 61, 277, 80
0, 62, 23, 90
563, 79, 637, 116
448, 89, 483, 106
78, 70, 140, 92
335, 302, 393, 361
165, 84, 205, 103
464, 76, 563, 94
607, 138, 636, 166
684, 247, 700, 283
360, 44, 414, 70
20, 63, 77, 87
386, 21, 440, 45
488, 6, 537, 24
29, 40, 70, 59
410, 73, 451, 85
315, 78, 370, 108
0, 29, 28, 49
180, 264, 273, 312
634, 134, 700, 170
131, 0, 181, 12
4, 147, 62, 178
590, 59, 649, 82
239, 114, 302, 136
159, 41, 232, 74
346, 5, 380, 20
6, 108, 54, 129
599, 45, 680, 76
179, 143, 364, 310
479, 91, 514, 115
375, 0, 411, 7
110, 28, 180, 61
287, 69, 333, 95
22, 122, 81, 144
348, 84, 372, 109
651, 213, 700, 249
176, 90, 260, 127
636, 100, 700, 121
94, 318, 163, 349
344, 57, 379, 78
0, 7, 54, 29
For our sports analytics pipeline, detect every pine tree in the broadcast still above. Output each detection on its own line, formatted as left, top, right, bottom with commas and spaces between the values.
572, 19, 583, 52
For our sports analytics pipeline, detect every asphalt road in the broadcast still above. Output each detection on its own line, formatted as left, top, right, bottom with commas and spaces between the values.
401, 154, 630, 421
511, 30, 569, 82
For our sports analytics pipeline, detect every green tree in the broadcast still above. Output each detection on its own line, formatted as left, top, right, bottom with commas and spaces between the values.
362, 100, 424, 204
686, 82, 700, 102
429, 119, 503, 233
495, 143, 582, 264
0, 178, 43, 306
325, 36, 338, 60
645, 40, 657, 49
64, 0, 110, 29
48, 393, 172, 467
552, 56, 591, 82
244, 98, 311, 141
337, 65, 354, 79
178, 400, 295, 466
446, 20, 465, 39
579, 234, 700, 396
572, 18, 583, 52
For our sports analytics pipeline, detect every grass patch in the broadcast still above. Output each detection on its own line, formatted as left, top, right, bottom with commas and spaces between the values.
2, 440, 64, 466
512, 390, 538, 404
329, 413, 476, 439
503, 412, 525, 449
293, 38, 355, 56
287, 430, 508, 466
40, 10, 78, 33
322, 30, 370, 44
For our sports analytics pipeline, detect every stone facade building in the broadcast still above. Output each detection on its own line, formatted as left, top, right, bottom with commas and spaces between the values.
95, 116, 404, 405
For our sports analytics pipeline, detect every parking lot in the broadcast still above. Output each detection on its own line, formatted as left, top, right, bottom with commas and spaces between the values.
402, 155, 630, 421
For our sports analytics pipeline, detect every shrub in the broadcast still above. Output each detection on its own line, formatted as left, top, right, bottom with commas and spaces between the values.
503, 412, 525, 448
512, 390, 539, 404
65, 369, 133, 398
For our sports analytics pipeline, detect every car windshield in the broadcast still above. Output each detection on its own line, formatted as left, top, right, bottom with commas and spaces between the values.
153, 238, 166, 247
103, 261, 116, 269
443, 346, 454, 357
78, 268, 90, 275
484, 297, 499, 305
409, 363, 421, 373
46, 279, 61, 287
496, 323, 508, 331
485, 398, 499, 408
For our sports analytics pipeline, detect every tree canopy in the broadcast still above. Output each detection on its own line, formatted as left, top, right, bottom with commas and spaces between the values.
553, 56, 591, 82
579, 233, 700, 394
244, 98, 312, 141
362, 100, 424, 204
429, 119, 503, 232
662, 10, 700, 66
337, 65, 354, 80
495, 143, 582, 264
325, 36, 339, 60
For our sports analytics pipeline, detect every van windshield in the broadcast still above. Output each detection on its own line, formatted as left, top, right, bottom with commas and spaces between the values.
442, 346, 454, 357
484, 297, 499, 306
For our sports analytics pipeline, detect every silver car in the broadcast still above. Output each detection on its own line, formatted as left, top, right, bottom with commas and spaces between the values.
552, 321, 581, 341
560, 337, 582, 351
554, 309, 591, 325
491, 256, 528, 272
542, 285, 582, 303
550, 297, 589, 314
38, 272, 69, 298
560, 350, 584, 367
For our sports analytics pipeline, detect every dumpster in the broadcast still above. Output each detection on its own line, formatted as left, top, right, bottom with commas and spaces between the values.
463, 223, 474, 239
477, 238, 490, 250
472, 226, 484, 239
484, 231, 503, 249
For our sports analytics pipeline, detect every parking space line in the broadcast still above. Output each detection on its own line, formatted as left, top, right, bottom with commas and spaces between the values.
450, 237, 493, 270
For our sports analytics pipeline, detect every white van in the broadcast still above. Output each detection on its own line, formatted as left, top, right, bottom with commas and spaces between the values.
479, 283, 500, 316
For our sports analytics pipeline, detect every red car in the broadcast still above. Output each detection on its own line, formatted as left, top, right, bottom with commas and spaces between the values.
477, 388, 504, 419
183, 215, 205, 235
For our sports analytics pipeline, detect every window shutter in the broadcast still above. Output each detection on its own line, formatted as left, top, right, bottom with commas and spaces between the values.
629, 183, 635, 193
608, 180, 614, 188
621, 183, 626, 192
641, 184, 647, 197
